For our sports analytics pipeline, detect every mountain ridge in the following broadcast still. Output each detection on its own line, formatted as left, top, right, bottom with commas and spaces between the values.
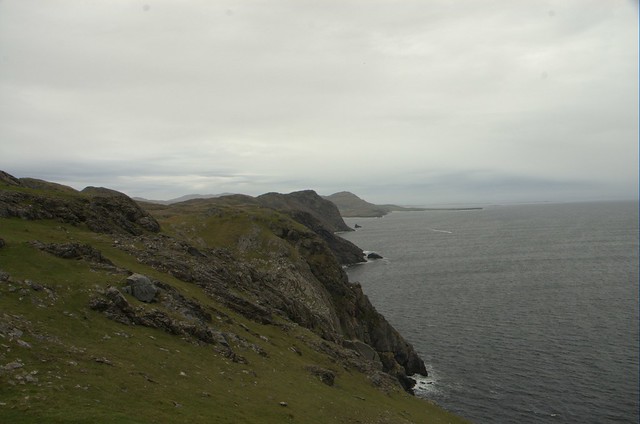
133, 193, 235, 205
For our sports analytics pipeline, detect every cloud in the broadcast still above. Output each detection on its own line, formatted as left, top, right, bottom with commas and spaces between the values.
0, 0, 637, 204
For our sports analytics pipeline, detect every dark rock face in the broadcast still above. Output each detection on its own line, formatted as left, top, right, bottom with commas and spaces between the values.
252, 190, 427, 388
261, 210, 427, 386
283, 210, 365, 265
343, 339, 381, 365
367, 252, 383, 260
83, 191, 161, 233
332, 282, 427, 379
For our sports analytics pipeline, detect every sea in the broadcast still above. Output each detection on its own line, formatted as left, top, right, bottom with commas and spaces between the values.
339, 201, 639, 424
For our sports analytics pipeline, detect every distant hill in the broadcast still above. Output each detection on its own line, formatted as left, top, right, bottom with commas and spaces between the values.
257, 190, 353, 233
133, 193, 234, 205
324, 191, 429, 217
323, 192, 389, 217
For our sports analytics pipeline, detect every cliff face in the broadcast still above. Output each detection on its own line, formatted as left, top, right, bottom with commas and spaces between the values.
0, 172, 427, 395
154, 189, 427, 388
266, 209, 428, 384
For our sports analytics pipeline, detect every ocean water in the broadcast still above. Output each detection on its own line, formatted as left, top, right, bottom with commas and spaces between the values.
340, 201, 639, 424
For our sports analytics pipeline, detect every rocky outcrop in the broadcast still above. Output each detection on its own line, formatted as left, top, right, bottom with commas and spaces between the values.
0, 172, 160, 235
81, 188, 161, 234
320, 275, 427, 385
88, 286, 260, 363
254, 200, 427, 386
29, 241, 116, 265
343, 339, 381, 364
124, 273, 158, 303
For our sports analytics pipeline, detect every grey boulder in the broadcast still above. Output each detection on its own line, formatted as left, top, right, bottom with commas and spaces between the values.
124, 273, 158, 303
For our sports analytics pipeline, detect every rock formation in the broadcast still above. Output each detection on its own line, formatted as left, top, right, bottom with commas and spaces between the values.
124, 273, 159, 303
0, 176, 160, 234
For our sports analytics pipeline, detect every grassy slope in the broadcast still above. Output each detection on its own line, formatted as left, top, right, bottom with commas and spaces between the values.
0, 208, 470, 423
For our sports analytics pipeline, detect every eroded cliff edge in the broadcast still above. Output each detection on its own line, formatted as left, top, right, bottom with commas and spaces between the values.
0, 171, 427, 392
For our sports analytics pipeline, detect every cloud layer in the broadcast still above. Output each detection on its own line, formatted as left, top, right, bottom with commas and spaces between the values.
1, 0, 637, 204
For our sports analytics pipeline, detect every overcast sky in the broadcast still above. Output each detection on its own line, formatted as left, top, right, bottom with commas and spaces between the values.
1, 1, 637, 205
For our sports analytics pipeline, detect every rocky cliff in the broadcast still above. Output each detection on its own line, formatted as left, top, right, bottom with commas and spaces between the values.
0, 172, 458, 423
146, 187, 427, 387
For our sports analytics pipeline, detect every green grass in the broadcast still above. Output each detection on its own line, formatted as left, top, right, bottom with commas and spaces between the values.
0, 216, 470, 423
155, 203, 308, 263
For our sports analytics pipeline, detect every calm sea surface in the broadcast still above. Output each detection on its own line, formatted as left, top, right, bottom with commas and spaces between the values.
340, 201, 639, 424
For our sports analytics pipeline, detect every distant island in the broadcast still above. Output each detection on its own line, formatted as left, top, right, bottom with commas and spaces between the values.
324, 191, 482, 218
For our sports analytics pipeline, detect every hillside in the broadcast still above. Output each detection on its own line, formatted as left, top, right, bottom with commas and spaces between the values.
0, 171, 469, 423
258, 190, 353, 232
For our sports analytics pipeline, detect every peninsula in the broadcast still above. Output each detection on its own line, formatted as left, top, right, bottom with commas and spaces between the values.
324, 191, 481, 218
0, 171, 469, 423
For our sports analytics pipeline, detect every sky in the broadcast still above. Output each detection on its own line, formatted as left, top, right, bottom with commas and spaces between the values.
1, 0, 638, 205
